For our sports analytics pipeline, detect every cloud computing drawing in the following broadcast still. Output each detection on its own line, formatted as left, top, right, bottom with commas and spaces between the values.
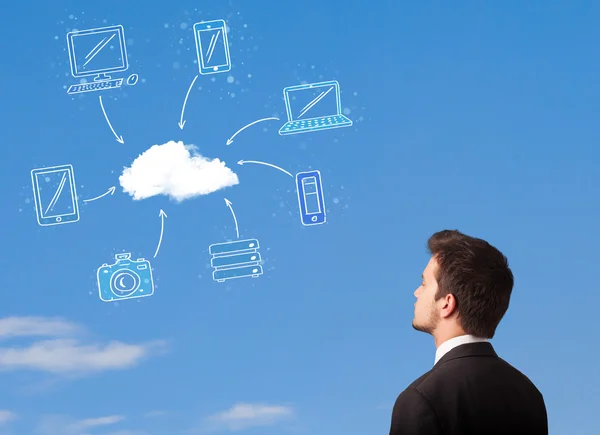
209, 239, 263, 282
278, 80, 353, 136
97, 253, 155, 302
30, 18, 357, 302
31, 164, 80, 226
66, 24, 138, 95
194, 19, 231, 75
296, 170, 326, 226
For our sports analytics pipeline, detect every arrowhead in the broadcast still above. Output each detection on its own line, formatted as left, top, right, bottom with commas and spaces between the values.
178, 120, 186, 129
226, 138, 233, 145
159, 209, 167, 218
116, 136, 124, 144
237, 160, 244, 165
224, 198, 232, 207
108, 186, 116, 195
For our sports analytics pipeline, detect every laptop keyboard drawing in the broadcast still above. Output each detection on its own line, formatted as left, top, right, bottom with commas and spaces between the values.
279, 80, 353, 136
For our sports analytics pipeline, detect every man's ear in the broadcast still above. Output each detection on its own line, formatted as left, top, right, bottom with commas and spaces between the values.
440, 293, 458, 318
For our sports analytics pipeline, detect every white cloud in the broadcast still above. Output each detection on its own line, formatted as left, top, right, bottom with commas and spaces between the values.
0, 410, 16, 425
69, 415, 124, 432
205, 403, 294, 432
0, 316, 165, 375
0, 316, 81, 340
119, 140, 239, 202
34, 414, 142, 435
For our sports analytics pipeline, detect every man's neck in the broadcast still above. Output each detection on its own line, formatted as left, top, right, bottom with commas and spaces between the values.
433, 334, 489, 365
433, 328, 468, 348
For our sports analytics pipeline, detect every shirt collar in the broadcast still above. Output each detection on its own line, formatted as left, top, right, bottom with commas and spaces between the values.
434, 334, 488, 365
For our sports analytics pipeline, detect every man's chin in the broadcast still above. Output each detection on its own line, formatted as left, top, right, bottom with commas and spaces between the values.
412, 320, 431, 334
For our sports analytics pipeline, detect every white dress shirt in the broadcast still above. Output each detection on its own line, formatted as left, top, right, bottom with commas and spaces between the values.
434, 334, 488, 365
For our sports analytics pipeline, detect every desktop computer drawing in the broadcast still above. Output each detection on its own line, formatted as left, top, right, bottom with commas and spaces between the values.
209, 238, 263, 282
279, 80, 353, 136
66, 24, 137, 95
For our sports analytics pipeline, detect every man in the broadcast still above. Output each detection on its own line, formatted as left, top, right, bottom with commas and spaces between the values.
389, 230, 548, 435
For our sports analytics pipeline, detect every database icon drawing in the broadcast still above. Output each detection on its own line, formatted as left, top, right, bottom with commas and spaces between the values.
209, 239, 263, 282
193, 19, 231, 75
66, 24, 139, 95
279, 80, 353, 136
31, 164, 80, 227
97, 253, 155, 302
296, 170, 326, 226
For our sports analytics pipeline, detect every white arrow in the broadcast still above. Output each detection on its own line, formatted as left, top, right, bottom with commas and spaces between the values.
237, 160, 293, 177
99, 95, 124, 143
83, 186, 116, 203
226, 117, 279, 145
224, 198, 239, 239
153, 209, 168, 258
179, 74, 198, 129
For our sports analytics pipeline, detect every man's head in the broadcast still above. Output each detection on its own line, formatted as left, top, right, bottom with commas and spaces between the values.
412, 230, 514, 341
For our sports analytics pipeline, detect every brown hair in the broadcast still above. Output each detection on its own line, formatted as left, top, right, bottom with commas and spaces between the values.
427, 229, 514, 338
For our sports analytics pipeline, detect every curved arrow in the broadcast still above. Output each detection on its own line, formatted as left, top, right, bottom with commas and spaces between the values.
224, 198, 239, 239
83, 186, 116, 203
226, 117, 279, 145
237, 160, 293, 177
99, 96, 124, 143
153, 209, 167, 258
179, 75, 198, 129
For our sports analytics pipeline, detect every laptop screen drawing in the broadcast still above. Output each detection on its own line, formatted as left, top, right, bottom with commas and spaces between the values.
287, 84, 339, 121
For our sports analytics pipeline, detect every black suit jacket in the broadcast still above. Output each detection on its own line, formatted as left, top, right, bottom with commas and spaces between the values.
389, 342, 548, 435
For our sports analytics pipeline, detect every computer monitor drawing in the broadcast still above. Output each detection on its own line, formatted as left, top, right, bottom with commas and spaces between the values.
278, 80, 353, 136
65, 25, 135, 95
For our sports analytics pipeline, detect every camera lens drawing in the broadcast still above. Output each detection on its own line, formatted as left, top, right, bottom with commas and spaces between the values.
30, 18, 353, 303
97, 253, 154, 303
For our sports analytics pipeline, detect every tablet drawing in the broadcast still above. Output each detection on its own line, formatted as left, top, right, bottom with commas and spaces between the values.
31, 164, 80, 226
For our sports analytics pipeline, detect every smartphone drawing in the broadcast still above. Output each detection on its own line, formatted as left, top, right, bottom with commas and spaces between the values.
193, 19, 231, 75
31, 164, 80, 226
296, 170, 326, 226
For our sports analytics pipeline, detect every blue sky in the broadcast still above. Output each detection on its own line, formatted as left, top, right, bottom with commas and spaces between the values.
1, 0, 599, 434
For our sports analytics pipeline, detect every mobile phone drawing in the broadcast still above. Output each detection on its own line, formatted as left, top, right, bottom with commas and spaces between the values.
31, 164, 80, 226
193, 19, 231, 75
296, 170, 326, 226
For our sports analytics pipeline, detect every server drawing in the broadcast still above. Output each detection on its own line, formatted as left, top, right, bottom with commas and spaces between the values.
209, 238, 264, 282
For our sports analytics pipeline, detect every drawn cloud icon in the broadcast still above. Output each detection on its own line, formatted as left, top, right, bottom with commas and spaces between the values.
119, 140, 239, 202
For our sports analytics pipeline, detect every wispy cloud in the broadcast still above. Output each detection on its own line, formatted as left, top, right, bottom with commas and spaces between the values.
34, 414, 143, 435
144, 410, 170, 418
0, 316, 166, 375
205, 403, 294, 432
0, 316, 81, 340
0, 410, 16, 425
68, 415, 125, 431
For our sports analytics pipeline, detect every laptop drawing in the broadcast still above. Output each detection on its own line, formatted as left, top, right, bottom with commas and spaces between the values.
279, 80, 353, 136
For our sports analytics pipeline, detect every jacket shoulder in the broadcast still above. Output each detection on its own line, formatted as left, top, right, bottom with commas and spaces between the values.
390, 387, 441, 435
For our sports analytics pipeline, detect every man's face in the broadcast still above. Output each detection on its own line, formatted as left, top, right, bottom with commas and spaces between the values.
412, 256, 441, 334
